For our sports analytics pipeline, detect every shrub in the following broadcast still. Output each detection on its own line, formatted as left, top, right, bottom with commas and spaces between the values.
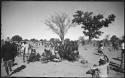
58, 41, 79, 62
80, 58, 88, 64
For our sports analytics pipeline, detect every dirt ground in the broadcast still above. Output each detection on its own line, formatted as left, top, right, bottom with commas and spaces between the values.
1, 44, 124, 77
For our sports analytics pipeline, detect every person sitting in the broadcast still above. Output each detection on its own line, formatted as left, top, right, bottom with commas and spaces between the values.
53, 51, 61, 62
91, 55, 109, 78
28, 48, 37, 62
41, 49, 53, 63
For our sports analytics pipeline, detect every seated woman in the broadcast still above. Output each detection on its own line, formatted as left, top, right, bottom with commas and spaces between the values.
89, 57, 109, 78
52, 51, 61, 62
41, 49, 53, 63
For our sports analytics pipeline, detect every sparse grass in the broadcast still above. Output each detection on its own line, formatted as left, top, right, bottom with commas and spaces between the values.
1, 43, 123, 77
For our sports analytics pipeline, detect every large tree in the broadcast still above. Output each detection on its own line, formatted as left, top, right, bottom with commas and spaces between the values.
72, 10, 116, 41
44, 13, 75, 44
11, 35, 23, 42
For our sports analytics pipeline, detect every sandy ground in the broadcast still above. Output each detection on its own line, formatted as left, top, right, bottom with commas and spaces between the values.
1, 44, 124, 77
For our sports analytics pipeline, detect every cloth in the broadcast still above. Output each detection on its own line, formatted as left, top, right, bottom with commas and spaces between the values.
101, 46, 104, 50
92, 63, 109, 77
23, 44, 29, 54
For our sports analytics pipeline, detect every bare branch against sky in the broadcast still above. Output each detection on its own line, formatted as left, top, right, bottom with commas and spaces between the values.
1, 1, 124, 40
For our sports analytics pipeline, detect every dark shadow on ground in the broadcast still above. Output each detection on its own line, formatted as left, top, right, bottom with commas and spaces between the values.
93, 53, 100, 55
109, 61, 124, 73
10, 65, 26, 76
12, 63, 18, 66
112, 58, 121, 61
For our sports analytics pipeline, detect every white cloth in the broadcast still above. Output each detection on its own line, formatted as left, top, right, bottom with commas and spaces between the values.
101, 46, 104, 50
22, 43, 29, 54
21, 43, 25, 52
121, 42, 124, 49
24, 44, 29, 54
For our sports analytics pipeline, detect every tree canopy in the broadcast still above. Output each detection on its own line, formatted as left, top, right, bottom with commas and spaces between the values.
11, 35, 23, 42
44, 12, 75, 44
72, 10, 116, 41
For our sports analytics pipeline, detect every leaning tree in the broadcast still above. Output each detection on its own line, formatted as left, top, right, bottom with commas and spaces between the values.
72, 10, 116, 41
44, 13, 75, 44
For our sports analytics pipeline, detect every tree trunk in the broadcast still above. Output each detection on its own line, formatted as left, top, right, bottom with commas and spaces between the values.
88, 36, 92, 44
89, 36, 92, 42
61, 38, 64, 45
60, 36, 64, 45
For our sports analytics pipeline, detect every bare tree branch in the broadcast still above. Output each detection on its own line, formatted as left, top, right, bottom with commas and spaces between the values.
44, 13, 74, 44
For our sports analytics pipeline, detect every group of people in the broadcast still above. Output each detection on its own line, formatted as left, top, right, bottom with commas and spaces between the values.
1, 38, 34, 76
41, 42, 62, 63
87, 40, 124, 78
86, 42, 110, 78
41, 40, 79, 62
1, 37, 124, 77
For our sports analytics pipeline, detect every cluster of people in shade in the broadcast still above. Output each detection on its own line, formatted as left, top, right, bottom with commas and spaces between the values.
1, 37, 124, 77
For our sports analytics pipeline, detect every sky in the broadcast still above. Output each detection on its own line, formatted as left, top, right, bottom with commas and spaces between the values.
1, 1, 124, 41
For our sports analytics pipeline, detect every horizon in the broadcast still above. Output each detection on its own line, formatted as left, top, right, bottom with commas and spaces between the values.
1, 1, 124, 41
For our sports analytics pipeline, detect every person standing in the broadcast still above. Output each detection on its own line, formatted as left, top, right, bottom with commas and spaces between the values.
22, 42, 29, 63
120, 40, 124, 69
1, 38, 17, 76
22, 42, 25, 62
98, 42, 104, 54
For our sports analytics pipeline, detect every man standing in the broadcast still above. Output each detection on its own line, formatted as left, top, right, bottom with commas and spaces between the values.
120, 40, 124, 70
98, 42, 104, 54
1, 38, 17, 76
22, 41, 29, 63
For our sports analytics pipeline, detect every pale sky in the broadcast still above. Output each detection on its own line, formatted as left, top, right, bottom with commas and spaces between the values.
1, 1, 124, 40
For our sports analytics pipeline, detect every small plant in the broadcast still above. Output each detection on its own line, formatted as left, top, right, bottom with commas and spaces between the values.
80, 59, 88, 64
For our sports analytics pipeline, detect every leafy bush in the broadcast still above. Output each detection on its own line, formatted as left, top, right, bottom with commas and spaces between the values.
58, 41, 79, 62
110, 35, 121, 50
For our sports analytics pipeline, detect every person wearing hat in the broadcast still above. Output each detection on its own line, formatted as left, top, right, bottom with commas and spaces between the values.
1, 37, 17, 76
